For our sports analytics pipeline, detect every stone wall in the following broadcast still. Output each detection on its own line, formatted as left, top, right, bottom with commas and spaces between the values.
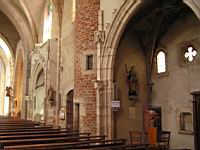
114, 31, 148, 142
74, 0, 100, 134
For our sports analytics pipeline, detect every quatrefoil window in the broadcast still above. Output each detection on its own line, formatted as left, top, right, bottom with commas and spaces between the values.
184, 46, 197, 62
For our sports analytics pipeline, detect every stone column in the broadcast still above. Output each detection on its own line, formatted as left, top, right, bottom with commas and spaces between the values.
94, 80, 108, 135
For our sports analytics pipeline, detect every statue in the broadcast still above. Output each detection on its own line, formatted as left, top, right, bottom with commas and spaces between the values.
125, 64, 138, 99
5, 86, 12, 97
48, 87, 54, 102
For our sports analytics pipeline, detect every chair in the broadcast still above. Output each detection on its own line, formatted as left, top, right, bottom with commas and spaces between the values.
158, 131, 171, 150
129, 130, 143, 144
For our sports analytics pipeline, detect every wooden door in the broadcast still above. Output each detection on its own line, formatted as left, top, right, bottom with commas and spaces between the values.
74, 103, 80, 131
191, 91, 200, 150
66, 90, 73, 130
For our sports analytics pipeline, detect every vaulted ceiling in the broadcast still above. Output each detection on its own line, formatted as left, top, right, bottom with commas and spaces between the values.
0, 0, 46, 56
0, 10, 20, 54
125, 0, 197, 55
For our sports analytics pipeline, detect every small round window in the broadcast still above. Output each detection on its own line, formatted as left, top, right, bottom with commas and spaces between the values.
184, 45, 197, 62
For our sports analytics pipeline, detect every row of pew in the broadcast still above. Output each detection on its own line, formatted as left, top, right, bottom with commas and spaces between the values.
0, 116, 149, 149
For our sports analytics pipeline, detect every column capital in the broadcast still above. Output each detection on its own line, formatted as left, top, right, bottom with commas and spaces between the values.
93, 80, 108, 90
94, 30, 105, 43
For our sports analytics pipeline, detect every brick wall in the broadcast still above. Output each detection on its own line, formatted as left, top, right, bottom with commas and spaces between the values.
74, 0, 100, 134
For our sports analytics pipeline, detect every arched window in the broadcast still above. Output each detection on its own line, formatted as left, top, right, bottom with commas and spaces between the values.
43, 2, 53, 43
72, 0, 76, 22
157, 51, 166, 73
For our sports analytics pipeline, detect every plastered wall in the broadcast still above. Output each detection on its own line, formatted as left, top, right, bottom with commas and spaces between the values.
59, 0, 75, 127
152, 14, 200, 150
114, 31, 148, 142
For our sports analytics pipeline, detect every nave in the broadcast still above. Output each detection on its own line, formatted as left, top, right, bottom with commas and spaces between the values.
0, 0, 200, 149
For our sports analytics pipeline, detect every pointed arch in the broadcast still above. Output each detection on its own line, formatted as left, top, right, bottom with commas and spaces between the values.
43, 1, 53, 43
19, 0, 38, 43
13, 49, 24, 118
99, 0, 144, 137
183, 0, 200, 20
99, 0, 200, 138
29, 60, 46, 121
0, 57, 6, 115
0, 36, 14, 115
33, 68, 45, 122
0, 1, 34, 50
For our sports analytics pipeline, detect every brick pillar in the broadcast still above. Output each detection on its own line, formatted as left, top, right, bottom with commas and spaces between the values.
74, 0, 100, 134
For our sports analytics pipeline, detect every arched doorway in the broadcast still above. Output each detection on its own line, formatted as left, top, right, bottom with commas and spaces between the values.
66, 90, 74, 130
33, 69, 45, 122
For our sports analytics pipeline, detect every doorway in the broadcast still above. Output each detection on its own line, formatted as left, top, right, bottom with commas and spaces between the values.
66, 90, 74, 130
74, 103, 80, 131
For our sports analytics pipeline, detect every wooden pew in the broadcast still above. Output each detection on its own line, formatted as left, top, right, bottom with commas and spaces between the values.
0, 118, 40, 127
0, 116, 129, 150
0, 132, 91, 140
94, 143, 149, 150
1, 135, 104, 146
0, 128, 76, 136
0, 126, 55, 131
0, 126, 55, 132
4, 138, 125, 149
0, 122, 39, 125
0, 117, 39, 124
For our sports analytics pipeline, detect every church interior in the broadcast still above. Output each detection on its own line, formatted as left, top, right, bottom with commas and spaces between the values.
0, 0, 200, 149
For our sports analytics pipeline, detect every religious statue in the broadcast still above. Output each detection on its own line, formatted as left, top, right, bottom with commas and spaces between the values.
5, 86, 12, 97
48, 87, 54, 102
125, 64, 138, 99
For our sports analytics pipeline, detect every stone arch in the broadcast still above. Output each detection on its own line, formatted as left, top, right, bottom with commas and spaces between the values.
100, 0, 144, 138
100, 0, 200, 138
0, 1, 33, 109
101, 0, 200, 81
13, 41, 28, 117
31, 63, 45, 92
183, 0, 200, 19
0, 1, 35, 118
29, 60, 46, 120
0, 56, 6, 115
0, 37, 14, 87
13, 49, 24, 118
0, 34, 15, 60
38, 0, 61, 43
18, 0, 38, 43
0, 37, 14, 115
32, 66, 45, 122
0, 1, 34, 50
